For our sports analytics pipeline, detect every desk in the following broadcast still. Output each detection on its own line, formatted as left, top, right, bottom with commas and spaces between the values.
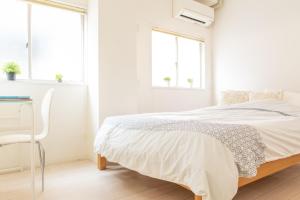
0, 98, 36, 200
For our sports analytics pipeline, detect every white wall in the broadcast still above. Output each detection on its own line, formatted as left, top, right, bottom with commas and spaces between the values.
213, 0, 300, 100
99, 0, 213, 119
0, 81, 87, 169
86, 0, 100, 161
98, 0, 139, 121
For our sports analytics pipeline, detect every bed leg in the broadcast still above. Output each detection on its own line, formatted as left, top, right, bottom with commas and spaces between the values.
195, 195, 202, 200
97, 154, 107, 170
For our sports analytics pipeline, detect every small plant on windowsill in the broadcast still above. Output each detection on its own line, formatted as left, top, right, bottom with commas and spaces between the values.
187, 78, 194, 88
2, 62, 21, 81
163, 76, 171, 87
55, 73, 63, 83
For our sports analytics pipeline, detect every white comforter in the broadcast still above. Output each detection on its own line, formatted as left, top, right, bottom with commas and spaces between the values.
94, 100, 300, 200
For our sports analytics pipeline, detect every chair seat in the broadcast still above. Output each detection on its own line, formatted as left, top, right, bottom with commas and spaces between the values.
0, 134, 43, 146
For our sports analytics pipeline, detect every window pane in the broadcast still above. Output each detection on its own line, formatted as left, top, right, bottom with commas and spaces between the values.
31, 4, 83, 81
178, 37, 202, 88
0, 0, 28, 80
152, 30, 204, 89
152, 31, 177, 87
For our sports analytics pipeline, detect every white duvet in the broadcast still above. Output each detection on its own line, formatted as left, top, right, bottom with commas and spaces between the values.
94, 100, 300, 200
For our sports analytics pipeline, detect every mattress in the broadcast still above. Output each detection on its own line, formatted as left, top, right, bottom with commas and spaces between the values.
94, 100, 300, 200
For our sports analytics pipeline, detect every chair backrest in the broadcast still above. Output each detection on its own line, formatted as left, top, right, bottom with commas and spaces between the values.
39, 88, 55, 139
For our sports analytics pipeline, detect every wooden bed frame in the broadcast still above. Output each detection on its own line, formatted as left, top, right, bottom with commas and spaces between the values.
97, 154, 300, 200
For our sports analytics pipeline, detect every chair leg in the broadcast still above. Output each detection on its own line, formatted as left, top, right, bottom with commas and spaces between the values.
37, 142, 45, 192
38, 142, 42, 168
42, 145, 45, 191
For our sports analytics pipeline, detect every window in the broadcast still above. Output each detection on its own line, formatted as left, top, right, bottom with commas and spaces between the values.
0, 0, 84, 82
152, 30, 205, 89
0, 1, 28, 79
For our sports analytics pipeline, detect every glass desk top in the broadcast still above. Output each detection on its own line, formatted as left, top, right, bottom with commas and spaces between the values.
0, 96, 32, 103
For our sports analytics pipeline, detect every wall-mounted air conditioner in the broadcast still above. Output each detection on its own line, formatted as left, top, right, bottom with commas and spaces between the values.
173, 0, 214, 27
195, 0, 219, 7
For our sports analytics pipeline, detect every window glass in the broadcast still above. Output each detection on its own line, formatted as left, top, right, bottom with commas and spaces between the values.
177, 37, 201, 88
31, 4, 83, 81
152, 31, 177, 87
152, 30, 204, 89
0, 0, 28, 79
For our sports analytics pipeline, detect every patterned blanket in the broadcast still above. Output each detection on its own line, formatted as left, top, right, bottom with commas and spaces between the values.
106, 116, 266, 177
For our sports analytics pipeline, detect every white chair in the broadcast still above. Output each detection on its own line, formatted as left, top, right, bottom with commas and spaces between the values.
0, 88, 54, 191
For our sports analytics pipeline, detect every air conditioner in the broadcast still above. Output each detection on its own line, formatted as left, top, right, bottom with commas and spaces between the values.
195, 0, 219, 7
173, 0, 214, 27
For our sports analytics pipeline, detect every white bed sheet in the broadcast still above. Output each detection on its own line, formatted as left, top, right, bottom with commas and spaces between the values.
94, 100, 300, 200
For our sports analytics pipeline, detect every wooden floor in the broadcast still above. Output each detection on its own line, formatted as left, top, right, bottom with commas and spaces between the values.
0, 161, 300, 200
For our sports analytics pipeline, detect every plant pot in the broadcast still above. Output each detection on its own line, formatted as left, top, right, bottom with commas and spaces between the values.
57, 79, 63, 83
6, 72, 16, 81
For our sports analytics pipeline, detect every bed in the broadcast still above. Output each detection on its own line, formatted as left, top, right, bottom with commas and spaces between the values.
94, 99, 300, 200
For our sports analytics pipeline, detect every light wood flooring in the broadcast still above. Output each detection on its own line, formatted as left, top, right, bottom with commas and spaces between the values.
0, 160, 299, 200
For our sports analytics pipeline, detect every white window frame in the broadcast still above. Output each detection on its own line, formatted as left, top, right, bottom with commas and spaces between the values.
9, 2, 86, 83
151, 28, 206, 90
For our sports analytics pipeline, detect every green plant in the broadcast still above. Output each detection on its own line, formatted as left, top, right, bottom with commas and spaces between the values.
163, 77, 171, 82
163, 76, 171, 86
187, 78, 193, 84
187, 78, 194, 88
2, 62, 21, 74
55, 73, 63, 82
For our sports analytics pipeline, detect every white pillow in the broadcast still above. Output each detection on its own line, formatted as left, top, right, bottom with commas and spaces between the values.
249, 90, 283, 101
284, 91, 300, 107
220, 90, 250, 105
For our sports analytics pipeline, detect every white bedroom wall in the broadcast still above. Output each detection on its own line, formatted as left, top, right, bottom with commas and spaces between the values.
0, 82, 87, 169
99, 0, 213, 118
86, 0, 100, 161
98, 0, 139, 121
213, 0, 300, 101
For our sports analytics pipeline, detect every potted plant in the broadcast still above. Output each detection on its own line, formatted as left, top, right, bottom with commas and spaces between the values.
2, 62, 21, 81
187, 78, 194, 88
163, 76, 171, 87
55, 73, 63, 83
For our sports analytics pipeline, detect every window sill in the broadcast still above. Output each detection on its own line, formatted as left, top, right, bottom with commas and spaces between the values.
152, 86, 206, 91
0, 79, 87, 87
